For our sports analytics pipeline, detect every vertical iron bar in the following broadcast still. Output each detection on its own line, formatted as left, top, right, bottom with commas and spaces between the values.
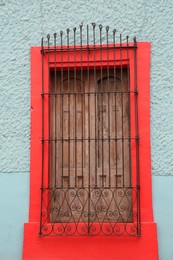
80, 24, 84, 187
40, 37, 44, 235
113, 29, 118, 187
47, 34, 51, 188
87, 25, 91, 188
73, 27, 77, 188
60, 31, 64, 188
126, 36, 132, 187
120, 34, 125, 187
87, 24, 91, 235
134, 37, 141, 236
92, 23, 97, 187
67, 28, 70, 188
54, 33, 57, 187
99, 24, 104, 187
106, 26, 111, 188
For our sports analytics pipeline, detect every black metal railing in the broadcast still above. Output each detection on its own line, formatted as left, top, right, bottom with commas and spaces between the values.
40, 24, 141, 236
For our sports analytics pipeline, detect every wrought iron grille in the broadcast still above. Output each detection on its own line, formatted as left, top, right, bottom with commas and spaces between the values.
40, 24, 141, 236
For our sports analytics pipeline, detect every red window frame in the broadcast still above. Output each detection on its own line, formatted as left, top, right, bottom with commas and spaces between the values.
23, 42, 158, 260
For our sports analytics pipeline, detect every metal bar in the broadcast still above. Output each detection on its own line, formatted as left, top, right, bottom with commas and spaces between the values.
41, 36, 45, 190
73, 27, 77, 188
60, 31, 64, 188
42, 90, 135, 95
80, 24, 84, 187
87, 25, 91, 189
113, 29, 118, 187
43, 186, 136, 189
39, 37, 44, 235
87, 24, 91, 235
92, 23, 97, 187
126, 36, 132, 187
101, 25, 105, 187
67, 28, 70, 188
47, 34, 51, 188
106, 26, 111, 187
120, 34, 125, 187
42, 45, 136, 54
99, 24, 104, 187
43, 136, 136, 142
53, 33, 57, 187
134, 37, 141, 236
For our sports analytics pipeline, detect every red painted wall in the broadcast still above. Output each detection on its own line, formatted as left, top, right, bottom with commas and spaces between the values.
23, 42, 158, 259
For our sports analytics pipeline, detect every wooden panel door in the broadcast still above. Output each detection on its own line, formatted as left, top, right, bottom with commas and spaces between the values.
89, 69, 131, 223
50, 68, 131, 223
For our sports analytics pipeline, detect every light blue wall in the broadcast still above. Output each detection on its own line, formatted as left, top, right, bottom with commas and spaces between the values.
153, 176, 173, 260
0, 173, 29, 260
0, 0, 173, 259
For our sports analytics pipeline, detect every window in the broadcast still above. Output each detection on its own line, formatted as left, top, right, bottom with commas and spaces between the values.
23, 24, 158, 260
40, 25, 140, 236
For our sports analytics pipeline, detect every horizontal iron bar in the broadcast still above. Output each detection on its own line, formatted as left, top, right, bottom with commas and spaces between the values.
41, 45, 137, 54
40, 186, 138, 190
42, 137, 136, 142
41, 90, 135, 96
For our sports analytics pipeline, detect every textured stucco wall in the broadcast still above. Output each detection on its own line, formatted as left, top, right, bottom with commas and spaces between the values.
0, 0, 173, 259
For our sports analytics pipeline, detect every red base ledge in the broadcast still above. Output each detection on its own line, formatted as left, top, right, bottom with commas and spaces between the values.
23, 222, 158, 260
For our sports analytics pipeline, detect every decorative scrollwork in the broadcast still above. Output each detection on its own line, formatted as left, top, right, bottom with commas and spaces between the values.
69, 190, 76, 198
118, 189, 126, 197
40, 187, 139, 236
